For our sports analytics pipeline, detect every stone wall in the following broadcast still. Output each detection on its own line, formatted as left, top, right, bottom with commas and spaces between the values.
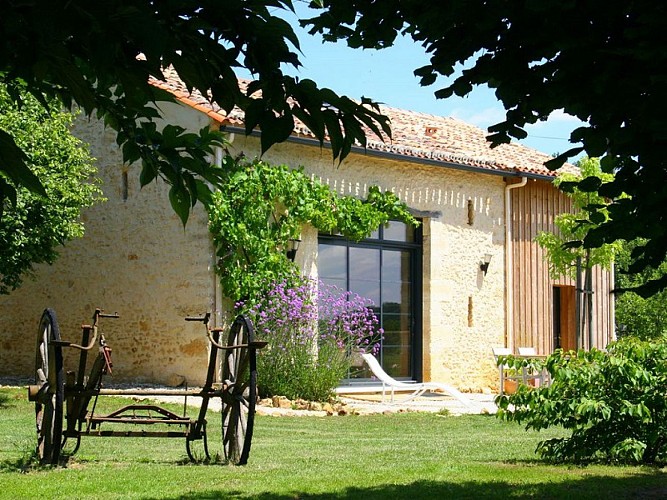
0, 106, 217, 385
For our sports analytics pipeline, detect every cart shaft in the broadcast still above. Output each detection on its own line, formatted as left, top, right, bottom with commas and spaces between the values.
80, 430, 192, 438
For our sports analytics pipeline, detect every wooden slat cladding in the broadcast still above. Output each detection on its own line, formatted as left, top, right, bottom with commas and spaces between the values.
509, 179, 615, 354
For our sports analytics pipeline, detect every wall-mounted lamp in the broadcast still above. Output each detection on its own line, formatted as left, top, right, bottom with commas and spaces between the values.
216, 243, 233, 267
480, 253, 492, 275
286, 238, 301, 262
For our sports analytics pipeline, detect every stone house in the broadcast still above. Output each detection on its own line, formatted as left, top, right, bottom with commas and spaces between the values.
0, 69, 615, 391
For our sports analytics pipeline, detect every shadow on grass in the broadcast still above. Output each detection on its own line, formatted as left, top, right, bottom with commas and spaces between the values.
150, 474, 667, 500
0, 446, 82, 473
0, 450, 38, 473
0, 449, 215, 473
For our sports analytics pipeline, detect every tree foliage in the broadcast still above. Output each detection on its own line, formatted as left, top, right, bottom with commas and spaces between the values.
0, 1, 389, 225
0, 84, 102, 294
536, 159, 667, 340
615, 240, 667, 340
497, 338, 667, 464
207, 154, 417, 302
304, 1, 667, 293
536, 157, 620, 280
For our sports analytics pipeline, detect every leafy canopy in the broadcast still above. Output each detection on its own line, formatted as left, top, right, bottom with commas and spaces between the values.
615, 240, 667, 340
0, 1, 390, 225
0, 84, 102, 294
304, 1, 667, 292
5, 0, 665, 291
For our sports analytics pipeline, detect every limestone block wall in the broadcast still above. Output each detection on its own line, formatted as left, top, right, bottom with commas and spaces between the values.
0, 106, 217, 385
425, 181, 506, 391
227, 135, 507, 391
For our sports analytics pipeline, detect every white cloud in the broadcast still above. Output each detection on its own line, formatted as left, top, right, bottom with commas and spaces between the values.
527, 109, 583, 131
548, 109, 582, 123
451, 106, 506, 128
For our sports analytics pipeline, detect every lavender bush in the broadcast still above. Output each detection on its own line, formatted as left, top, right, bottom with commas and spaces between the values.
238, 278, 383, 401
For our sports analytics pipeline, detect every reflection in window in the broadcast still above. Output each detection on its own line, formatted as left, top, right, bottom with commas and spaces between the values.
318, 244, 346, 279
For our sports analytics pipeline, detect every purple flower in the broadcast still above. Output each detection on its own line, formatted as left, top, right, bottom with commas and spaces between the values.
236, 276, 384, 395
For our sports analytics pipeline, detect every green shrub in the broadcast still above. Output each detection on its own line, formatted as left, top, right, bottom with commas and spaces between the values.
0, 84, 102, 294
496, 337, 667, 464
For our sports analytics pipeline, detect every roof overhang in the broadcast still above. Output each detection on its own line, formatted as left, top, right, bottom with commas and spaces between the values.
219, 124, 556, 182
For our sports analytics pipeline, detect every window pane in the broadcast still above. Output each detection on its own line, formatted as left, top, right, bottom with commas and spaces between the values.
381, 346, 411, 378
350, 364, 373, 380
348, 248, 380, 303
319, 225, 419, 383
382, 250, 411, 283
381, 281, 411, 314
349, 280, 380, 304
382, 314, 412, 339
318, 244, 346, 279
383, 221, 414, 242
381, 328, 411, 347
321, 277, 346, 292
349, 247, 380, 281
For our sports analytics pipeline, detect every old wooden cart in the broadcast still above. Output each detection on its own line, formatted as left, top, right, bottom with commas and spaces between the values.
28, 308, 266, 465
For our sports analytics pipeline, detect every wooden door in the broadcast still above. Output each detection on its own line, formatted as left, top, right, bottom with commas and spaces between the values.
553, 286, 576, 351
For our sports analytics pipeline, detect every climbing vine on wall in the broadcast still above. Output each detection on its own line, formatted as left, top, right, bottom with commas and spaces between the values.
207, 154, 417, 302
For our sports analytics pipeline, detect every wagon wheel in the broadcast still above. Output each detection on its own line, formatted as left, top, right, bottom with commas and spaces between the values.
34, 309, 64, 465
221, 315, 257, 465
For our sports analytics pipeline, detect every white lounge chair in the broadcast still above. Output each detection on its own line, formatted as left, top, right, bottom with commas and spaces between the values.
361, 353, 473, 408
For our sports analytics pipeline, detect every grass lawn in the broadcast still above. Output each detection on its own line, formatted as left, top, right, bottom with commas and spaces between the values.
1, 387, 665, 499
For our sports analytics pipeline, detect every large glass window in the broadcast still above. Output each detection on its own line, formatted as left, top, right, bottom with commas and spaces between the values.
318, 220, 422, 382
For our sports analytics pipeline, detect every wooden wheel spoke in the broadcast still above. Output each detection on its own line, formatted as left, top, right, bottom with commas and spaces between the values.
221, 403, 232, 421
234, 385, 245, 400
39, 341, 47, 368
237, 409, 247, 434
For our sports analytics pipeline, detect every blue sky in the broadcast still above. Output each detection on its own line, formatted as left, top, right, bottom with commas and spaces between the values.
273, 7, 584, 158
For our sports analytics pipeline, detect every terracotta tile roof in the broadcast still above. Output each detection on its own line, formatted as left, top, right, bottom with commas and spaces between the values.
150, 67, 574, 178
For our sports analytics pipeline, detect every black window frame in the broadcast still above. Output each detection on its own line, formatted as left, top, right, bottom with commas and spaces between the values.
318, 221, 423, 382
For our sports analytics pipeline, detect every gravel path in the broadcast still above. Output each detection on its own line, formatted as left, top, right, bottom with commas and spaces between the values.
1, 377, 497, 416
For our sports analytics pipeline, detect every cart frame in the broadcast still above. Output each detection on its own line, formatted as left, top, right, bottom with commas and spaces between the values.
29, 308, 266, 466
